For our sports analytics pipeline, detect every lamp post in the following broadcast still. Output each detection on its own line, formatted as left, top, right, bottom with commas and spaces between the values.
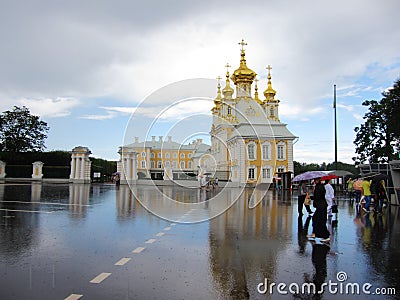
334, 84, 338, 171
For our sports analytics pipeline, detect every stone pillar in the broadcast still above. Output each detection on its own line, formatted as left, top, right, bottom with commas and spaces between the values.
118, 146, 137, 185
0, 160, 6, 181
69, 146, 92, 183
32, 161, 44, 180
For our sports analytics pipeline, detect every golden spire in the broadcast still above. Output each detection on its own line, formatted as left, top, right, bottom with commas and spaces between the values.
231, 38, 256, 85
263, 64, 276, 101
254, 77, 262, 104
222, 63, 234, 98
214, 76, 222, 105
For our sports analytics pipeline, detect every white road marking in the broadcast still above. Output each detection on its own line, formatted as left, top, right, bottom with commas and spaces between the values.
164, 227, 171, 231
64, 294, 83, 300
171, 223, 176, 226
114, 257, 131, 266
0, 208, 53, 214
132, 247, 146, 253
145, 239, 156, 244
90, 272, 111, 284
156, 232, 165, 237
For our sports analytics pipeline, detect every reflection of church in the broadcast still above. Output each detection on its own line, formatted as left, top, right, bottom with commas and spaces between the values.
210, 39, 296, 186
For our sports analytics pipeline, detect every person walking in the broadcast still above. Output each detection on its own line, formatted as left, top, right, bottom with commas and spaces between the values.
298, 180, 313, 216
306, 177, 330, 243
362, 178, 372, 213
347, 177, 354, 200
324, 179, 335, 217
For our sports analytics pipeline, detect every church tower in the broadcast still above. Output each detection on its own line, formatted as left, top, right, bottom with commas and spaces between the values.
210, 39, 296, 186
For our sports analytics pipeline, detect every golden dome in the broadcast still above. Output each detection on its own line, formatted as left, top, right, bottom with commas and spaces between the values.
214, 76, 222, 107
222, 63, 234, 98
231, 39, 256, 85
263, 65, 276, 101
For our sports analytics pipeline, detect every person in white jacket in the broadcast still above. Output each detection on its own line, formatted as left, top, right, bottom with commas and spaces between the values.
324, 179, 335, 217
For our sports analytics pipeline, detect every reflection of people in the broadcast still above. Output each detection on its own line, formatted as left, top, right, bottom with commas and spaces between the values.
311, 244, 329, 294
298, 180, 313, 215
298, 215, 312, 254
307, 178, 330, 243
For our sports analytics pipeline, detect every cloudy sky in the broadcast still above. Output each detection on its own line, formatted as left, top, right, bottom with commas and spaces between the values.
1, 0, 399, 163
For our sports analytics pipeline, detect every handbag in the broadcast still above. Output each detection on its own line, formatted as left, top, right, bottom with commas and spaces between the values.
304, 194, 311, 206
332, 201, 338, 214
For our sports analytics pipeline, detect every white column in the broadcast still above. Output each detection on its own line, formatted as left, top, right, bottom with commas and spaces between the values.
80, 158, 85, 179
0, 161, 6, 179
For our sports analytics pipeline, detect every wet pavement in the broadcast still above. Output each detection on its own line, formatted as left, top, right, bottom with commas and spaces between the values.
0, 183, 399, 299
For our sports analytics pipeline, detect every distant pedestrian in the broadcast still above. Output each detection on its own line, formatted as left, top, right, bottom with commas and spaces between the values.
215, 177, 219, 186
362, 178, 372, 213
324, 179, 334, 217
298, 180, 313, 216
306, 177, 330, 243
347, 177, 354, 200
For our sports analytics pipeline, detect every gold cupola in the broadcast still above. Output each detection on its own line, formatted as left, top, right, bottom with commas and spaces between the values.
212, 76, 222, 114
263, 65, 277, 101
231, 39, 256, 87
222, 63, 234, 99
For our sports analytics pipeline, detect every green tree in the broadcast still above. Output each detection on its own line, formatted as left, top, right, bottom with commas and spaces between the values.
353, 78, 400, 163
0, 106, 49, 152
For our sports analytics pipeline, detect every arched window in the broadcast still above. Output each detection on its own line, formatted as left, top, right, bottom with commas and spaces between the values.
247, 142, 256, 160
151, 153, 155, 158
151, 161, 155, 168
180, 153, 185, 159
227, 106, 232, 115
262, 142, 271, 160
165, 153, 170, 159
157, 152, 162, 158
173, 152, 177, 158
157, 161, 162, 168
277, 142, 286, 160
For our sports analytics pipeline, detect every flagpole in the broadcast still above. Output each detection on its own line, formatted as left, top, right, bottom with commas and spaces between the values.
334, 84, 338, 171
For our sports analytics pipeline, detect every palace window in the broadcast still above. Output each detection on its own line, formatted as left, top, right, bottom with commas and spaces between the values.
172, 161, 177, 168
165, 161, 170, 167
270, 107, 275, 117
188, 161, 192, 169
180, 161, 185, 169
262, 143, 271, 160
277, 167, 285, 173
227, 106, 231, 115
157, 152, 162, 158
247, 143, 256, 160
151, 153, 155, 158
188, 153, 192, 158
262, 168, 271, 179
165, 153, 170, 159
141, 160, 146, 169
248, 168, 255, 180
277, 142, 286, 160
173, 152, 177, 158
157, 161, 162, 168
151, 161, 155, 168
180, 153, 185, 158
141, 152, 146, 157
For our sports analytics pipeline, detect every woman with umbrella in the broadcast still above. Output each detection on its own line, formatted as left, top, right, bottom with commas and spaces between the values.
306, 177, 330, 243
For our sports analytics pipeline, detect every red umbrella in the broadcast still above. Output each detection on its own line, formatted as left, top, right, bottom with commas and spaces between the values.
321, 174, 338, 181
